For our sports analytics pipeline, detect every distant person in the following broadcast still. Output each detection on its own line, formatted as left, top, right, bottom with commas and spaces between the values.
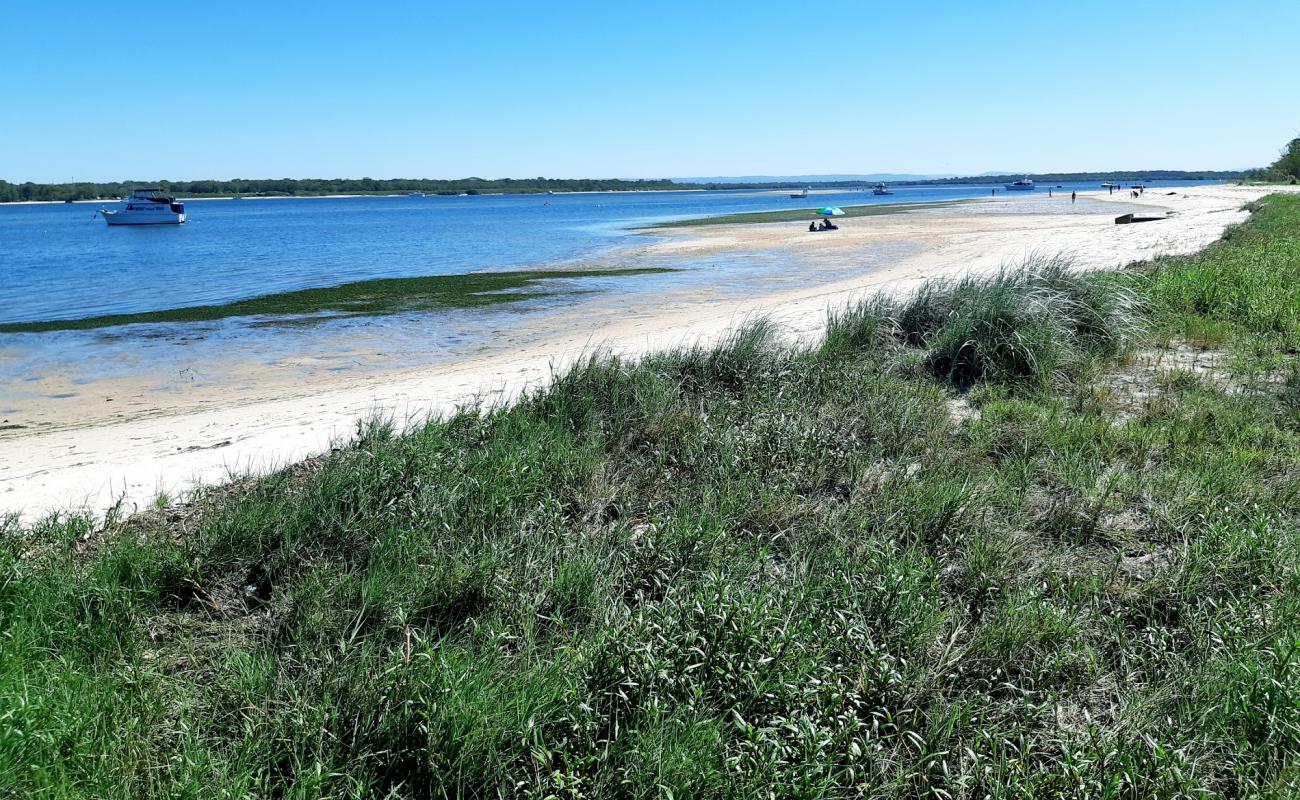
1048, 188, 1053, 197
809, 220, 817, 232
1071, 191, 1076, 204
991, 188, 996, 196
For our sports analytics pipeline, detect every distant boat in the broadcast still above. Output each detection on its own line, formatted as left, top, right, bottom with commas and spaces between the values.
789, 187, 809, 198
871, 182, 893, 196
100, 189, 186, 225
1101, 182, 1116, 188
1004, 178, 1035, 191
408, 191, 424, 197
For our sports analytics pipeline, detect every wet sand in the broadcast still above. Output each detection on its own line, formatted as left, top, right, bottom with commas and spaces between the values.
2, 184, 1289, 520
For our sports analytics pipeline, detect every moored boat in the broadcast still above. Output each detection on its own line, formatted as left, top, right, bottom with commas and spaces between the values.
871, 182, 893, 195
789, 187, 809, 198
100, 189, 186, 225
1004, 178, 1035, 191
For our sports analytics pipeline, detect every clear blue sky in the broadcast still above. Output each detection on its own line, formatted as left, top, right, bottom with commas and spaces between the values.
2, 1, 1296, 182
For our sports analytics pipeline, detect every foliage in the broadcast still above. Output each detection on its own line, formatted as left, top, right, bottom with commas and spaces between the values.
1245, 136, 1300, 184
0, 177, 703, 203
0, 169, 1247, 203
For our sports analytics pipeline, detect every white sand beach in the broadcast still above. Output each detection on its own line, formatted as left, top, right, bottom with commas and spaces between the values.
2, 184, 1289, 521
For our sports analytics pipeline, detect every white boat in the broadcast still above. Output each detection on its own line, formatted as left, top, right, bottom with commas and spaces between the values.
789, 187, 809, 198
1004, 178, 1035, 191
100, 189, 186, 225
872, 182, 893, 195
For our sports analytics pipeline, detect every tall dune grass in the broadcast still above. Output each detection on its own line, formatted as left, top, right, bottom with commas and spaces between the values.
824, 254, 1144, 385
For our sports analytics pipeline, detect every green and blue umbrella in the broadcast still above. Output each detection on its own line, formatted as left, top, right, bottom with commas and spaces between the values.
817, 207, 845, 216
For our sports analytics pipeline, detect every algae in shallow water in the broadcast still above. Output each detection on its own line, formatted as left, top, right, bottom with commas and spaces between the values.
0, 268, 677, 333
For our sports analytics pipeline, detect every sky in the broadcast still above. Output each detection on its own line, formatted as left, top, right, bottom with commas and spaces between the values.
2, 1, 1297, 183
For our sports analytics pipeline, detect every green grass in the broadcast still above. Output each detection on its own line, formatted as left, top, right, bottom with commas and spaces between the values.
652, 199, 973, 227
3, 196, 1300, 798
0, 268, 676, 333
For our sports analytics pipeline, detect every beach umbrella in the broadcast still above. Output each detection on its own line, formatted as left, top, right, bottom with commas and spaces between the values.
817, 207, 845, 216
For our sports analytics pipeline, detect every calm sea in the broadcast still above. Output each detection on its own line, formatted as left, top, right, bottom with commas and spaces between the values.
0, 181, 1215, 327
0, 181, 1216, 402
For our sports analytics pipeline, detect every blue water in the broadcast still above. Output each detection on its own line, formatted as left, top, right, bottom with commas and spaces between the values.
0, 180, 1215, 326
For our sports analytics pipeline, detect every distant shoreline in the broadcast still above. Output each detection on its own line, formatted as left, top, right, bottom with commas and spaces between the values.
1, 188, 721, 205
0, 172, 1242, 205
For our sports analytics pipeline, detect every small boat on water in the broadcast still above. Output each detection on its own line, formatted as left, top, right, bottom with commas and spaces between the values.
1004, 178, 1035, 191
100, 189, 186, 225
871, 182, 893, 195
789, 187, 809, 198
408, 191, 425, 197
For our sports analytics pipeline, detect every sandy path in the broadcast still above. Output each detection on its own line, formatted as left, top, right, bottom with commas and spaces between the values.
2, 184, 1288, 521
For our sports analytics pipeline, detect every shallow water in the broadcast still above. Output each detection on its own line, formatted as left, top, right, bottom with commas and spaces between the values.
0, 181, 1213, 325
0, 181, 1213, 399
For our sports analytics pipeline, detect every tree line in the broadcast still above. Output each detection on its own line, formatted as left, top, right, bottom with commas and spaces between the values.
0, 169, 1254, 203
904, 170, 1244, 186
0, 177, 705, 203
1245, 137, 1300, 183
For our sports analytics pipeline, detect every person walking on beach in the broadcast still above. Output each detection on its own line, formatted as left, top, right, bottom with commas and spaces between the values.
1071, 191, 1076, 204
1049, 188, 1053, 197
991, 188, 996, 196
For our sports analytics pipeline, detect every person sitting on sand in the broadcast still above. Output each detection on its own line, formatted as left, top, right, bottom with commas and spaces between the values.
809, 221, 817, 232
